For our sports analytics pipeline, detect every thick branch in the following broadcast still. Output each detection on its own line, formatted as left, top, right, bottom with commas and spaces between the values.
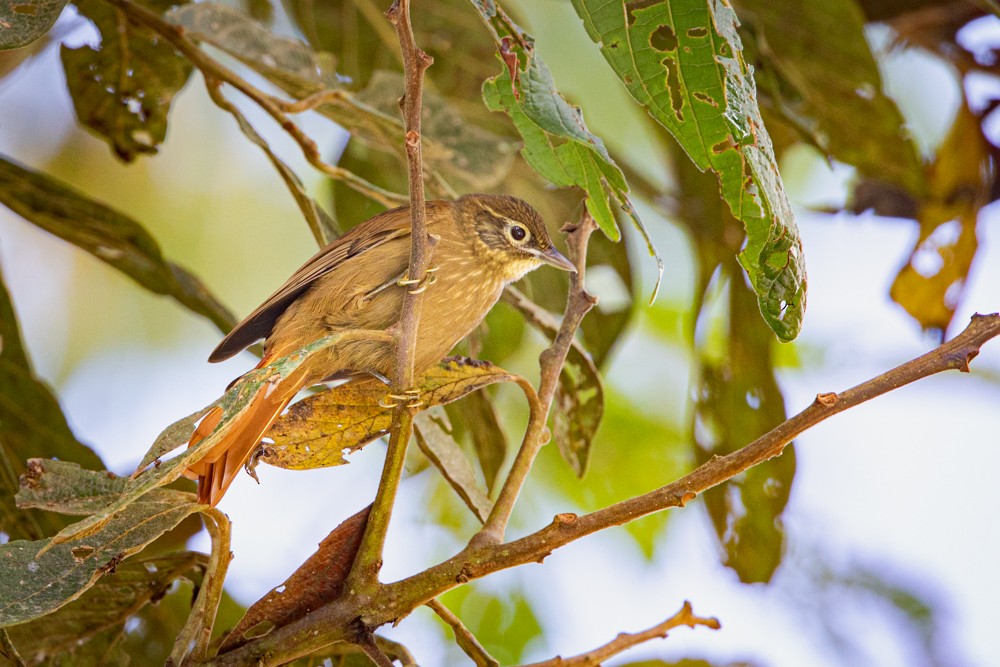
346, 0, 435, 593
206, 313, 1000, 666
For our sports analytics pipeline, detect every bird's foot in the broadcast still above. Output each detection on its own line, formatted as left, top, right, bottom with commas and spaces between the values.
397, 265, 440, 294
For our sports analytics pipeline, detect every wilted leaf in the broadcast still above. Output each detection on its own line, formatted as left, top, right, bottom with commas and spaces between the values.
0, 0, 68, 50
693, 268, 794, 583
446, 391, 506, 493
735, 0, 924, 194
263, 357, 521, 471
0, 155, 236, 333
63, 0, 193, 161
572, 0, 805, 341
0, 481, 198, 626
414, 408, 492, 523
891, 104, 986, 335
220, 506, 370, 652
0, 266, 104, 541
6, 552, 206, 660
552, 344, 604, 478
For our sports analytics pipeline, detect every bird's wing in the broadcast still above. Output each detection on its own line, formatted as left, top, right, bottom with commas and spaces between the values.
209, 205, 421, 362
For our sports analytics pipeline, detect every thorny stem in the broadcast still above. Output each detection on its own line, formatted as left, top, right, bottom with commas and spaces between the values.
101, 0, 407, 213
346, 0, 435, 594
474, 211, 599, 546
205, 313, 1000, 666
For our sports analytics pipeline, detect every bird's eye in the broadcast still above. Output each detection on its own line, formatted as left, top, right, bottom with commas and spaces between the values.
509, 225, 527, 242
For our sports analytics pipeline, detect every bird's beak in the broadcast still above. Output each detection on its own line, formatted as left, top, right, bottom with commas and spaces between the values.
536, 246, 576, 272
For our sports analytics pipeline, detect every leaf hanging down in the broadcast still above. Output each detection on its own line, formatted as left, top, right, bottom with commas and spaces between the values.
219, 506, 369, 652
0, 266, 105, 542
735, 0, 924, 195
0, 0, 68, 50
414, 408, 493, 523
572, 0, 806, 341
62, 0, 193, 161
5, 551, 206, 661
468, 0, 661, 290
891, 103, 986, 336
167, 3, 516, 192
1, 462, 200, 627
263, 357, 522, 470
0, 155, 235, 334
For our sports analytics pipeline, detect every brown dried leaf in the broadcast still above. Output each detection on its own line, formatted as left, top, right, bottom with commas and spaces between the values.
263, 357, 520, 471
220, 506, 370, 652
414, 408, 492, 523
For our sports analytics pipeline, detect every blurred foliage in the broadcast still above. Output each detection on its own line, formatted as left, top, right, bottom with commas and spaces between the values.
0, 0, 996, 663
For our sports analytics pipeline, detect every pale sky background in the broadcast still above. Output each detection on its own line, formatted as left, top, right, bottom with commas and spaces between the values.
0, 8, 998, 667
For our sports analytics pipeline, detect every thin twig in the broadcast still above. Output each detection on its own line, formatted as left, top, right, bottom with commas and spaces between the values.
101, 0, 406, 210
172, 509, 232, 666
518, 601, 719, 667
427, 599, 500, 667
473, 211, 599, 546
355, 632, 396, 667
345, 0, 435, 593
202, 313, 1000, 666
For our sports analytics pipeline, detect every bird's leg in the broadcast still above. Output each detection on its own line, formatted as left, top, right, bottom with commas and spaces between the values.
378, 388, 423, 409
396, 264, 440, 294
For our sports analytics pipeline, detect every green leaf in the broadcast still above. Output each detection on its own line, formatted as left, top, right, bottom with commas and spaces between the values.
439, 585, 541, 666
468, 1, 661, 289
264, 357, 520, 470
5, 551, 206, 660
0, 155, 236, 333
0, 265, 105, 542
571, 0, 805, 340
0, 0, 68, 50
0, 474, 199, 626
62, 0, 193, 161
414, 408, 492, 523
735, 0, 924, 194
15, 459, 128, 516
445, 390, 507, 493
552, 344, 604, 478
693, 268, 795, 583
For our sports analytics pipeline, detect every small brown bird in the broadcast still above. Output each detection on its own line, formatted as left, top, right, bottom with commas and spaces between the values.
187, 194, 574, 505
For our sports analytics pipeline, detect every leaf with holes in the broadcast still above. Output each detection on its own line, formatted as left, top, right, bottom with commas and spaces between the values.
891, 104, 985, 336
5, 552, 206, 658
263, 357, 521, 470
0, 0, 68, 49
572, 0, 805, 340
63, 0, 193, 160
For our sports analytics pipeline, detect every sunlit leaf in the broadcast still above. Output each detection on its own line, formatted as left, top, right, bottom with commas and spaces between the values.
0, 155, 236, 333
263, 357, 521, 471
693, 270, 794, 583
1, 468, 199, 626
0, 266, 105, 542
891, 104, 986, 335
414, 408, 492, 523
63, 0, 193, 161
5, 552, 206, 661
220, 506, 369, 652
572, 0, 805, 340
0, 0, 68, 50
735, 0, 924, 194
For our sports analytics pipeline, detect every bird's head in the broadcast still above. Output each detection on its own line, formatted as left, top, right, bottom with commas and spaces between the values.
458, 194, 575, 283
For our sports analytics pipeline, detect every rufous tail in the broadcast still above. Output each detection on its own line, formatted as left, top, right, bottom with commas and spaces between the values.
186, 368, 308, 506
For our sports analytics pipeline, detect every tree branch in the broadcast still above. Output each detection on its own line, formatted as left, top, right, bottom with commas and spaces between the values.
204, 313, 1000, 666
473, 211, 599, 545
427, 598, 499, 667
345, 0, 435, 594
519, 601, 719, 667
